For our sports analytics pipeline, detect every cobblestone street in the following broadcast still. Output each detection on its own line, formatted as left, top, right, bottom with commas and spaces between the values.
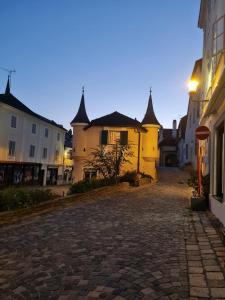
1, 168, 225, 299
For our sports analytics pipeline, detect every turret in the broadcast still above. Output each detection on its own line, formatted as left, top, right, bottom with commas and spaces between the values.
70, 88, 90, 182
141, 89, 161, 178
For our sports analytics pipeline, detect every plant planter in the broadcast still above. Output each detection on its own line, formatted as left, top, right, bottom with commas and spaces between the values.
190, 196, 207, 211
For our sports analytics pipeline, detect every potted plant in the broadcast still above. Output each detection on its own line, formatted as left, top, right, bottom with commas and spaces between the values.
188, 171, 209, 211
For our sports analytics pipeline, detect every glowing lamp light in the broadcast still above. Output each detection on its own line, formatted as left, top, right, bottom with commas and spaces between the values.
188, 79, 199, 93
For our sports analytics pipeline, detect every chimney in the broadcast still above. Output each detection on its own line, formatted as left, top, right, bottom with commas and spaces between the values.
172, 120, 177, 130
172, 120, 177, 138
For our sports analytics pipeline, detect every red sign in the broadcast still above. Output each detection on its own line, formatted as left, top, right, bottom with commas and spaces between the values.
195, 126, 210, 140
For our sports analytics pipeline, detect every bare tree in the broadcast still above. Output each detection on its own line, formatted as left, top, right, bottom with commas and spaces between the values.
84, 144, 134, 179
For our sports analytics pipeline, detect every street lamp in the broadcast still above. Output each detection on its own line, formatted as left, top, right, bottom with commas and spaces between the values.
188, 79, 199, 93
186, 79, 210, 196
187, 79, 209, 103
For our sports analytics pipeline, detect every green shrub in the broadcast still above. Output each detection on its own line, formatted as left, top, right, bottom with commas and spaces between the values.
69, 177, 117, 194
120, 171, 137, 184
187, 171, 198, 194
0, 187, 55, 211
202, 174, 210, 200
188, 171, 210, 199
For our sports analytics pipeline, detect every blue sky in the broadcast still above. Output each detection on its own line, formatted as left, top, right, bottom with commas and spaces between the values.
0, 0, 202, 129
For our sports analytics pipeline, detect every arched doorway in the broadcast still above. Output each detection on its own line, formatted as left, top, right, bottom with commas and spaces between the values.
165, 153, 178, 167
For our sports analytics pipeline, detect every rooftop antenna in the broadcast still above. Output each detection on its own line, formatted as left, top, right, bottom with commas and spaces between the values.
0, 67, 16, 86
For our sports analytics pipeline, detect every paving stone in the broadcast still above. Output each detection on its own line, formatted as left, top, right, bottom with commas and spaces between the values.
0, 169, 225, 299
206, 272, 224, 280
190, 287, 210, 297
189, 276, 207, 287
210, 287, 225, 298
189, 267, 204, 274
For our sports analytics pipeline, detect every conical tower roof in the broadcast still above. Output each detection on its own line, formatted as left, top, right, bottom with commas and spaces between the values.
142, 90, 160, 126
5, 76, 10, 94
71, 88, 90, 124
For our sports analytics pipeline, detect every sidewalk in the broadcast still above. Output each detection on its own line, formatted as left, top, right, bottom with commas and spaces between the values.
186, 211, 225, 299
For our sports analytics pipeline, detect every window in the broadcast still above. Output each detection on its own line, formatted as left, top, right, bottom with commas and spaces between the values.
185, 144, 188, 160
45, 128, 49, 138
32, 123, 36, 134
43, 147, 47, 159
109, 131, 121, 144
101, 130, 128, 145
215, 123, 224, 198
55, 150, 59, 161
29, 145, 35, 158
212, 16, 224, 74
11, 116, 17, 128
57, 133, 60, 141
84, 168, 97, 180
8, 140, 16, 156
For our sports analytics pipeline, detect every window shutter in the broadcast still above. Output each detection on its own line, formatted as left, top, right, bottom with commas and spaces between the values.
120, 131, 128, 145
101, 130, 108, 145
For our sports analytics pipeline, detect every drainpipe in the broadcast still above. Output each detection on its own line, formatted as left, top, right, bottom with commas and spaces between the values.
137, 129, 141, 173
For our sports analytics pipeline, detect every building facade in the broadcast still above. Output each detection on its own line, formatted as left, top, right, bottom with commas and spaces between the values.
185, 59, 202, 170
177, 115, 187, 167
158, 120, 178, 167
63, 130, 73, 183
71, 90, 161, 182
0, 79, 66, 187
198, 0, 225, 224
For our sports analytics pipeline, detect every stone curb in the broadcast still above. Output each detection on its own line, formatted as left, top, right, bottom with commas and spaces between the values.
0, 182, 131, 221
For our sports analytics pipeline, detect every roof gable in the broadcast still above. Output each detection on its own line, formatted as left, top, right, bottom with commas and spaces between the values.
84, 111, 146, 131
0, 92, 66, 130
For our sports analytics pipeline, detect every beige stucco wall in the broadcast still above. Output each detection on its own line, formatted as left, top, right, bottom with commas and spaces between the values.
72, 123, 160, 182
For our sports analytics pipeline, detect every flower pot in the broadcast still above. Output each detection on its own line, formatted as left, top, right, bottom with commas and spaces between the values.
190, 196, 207, 211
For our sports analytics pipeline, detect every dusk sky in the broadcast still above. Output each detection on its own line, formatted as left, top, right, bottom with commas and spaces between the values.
0, 0, 202, 130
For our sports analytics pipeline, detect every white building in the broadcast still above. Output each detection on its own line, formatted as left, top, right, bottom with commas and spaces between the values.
177, 115, 187, 167
185, 59, 202, 170
198, 0, 225, 225
0, 78, 66, 187
158, 120, 178, 167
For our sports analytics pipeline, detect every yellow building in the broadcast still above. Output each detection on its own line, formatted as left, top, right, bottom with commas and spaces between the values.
71, 90, 160, 182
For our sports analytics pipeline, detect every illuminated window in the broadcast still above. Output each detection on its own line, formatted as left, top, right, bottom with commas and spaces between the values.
108, 131, 121, 144
101, 130, 128, 145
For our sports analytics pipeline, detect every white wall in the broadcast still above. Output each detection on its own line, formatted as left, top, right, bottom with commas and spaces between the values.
0, 102, 65, 181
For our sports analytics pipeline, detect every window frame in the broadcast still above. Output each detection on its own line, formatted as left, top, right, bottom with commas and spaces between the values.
29, 145, 35, 158
42, 147, 48, 159
11, 115, 17, 128
8, 140, 16, 156
212, 15, 225, 74
44, 128, 49, 138
32, 123, 37, 134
